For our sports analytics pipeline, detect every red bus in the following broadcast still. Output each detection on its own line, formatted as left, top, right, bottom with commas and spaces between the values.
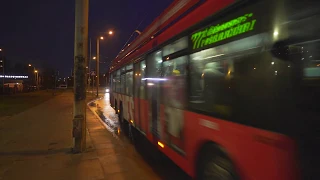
109, 0, 320, 179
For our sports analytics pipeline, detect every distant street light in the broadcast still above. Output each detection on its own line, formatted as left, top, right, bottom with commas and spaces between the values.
108, 30, 113, 35
34, 70, 39, 89
100, 36, 104, 40
28, 64, 32, 67
92, 56, 96, 60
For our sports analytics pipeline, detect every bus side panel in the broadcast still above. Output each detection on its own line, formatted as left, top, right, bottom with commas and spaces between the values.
118, 95, 134, 122
134, 97, 140, 129
140, 99, 149, 136
184, 111, 298, 180
157, 109, 193, 176
159, 104, 165, 142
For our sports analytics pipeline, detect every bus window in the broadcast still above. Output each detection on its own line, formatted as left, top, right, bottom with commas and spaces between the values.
146, 50, 163, 137
162, 56, 187, 153
189, 33, 295, 132
146, 51, 162, 78
162, 56, 187, 108
140, 61, 146, 99
110, 73, 114, 91
120, 66, 126, 94
115, 70, 120, 92
121, 74, 126, 94
189, 34, 268, 118
126, 63, 133, 71
163, 37, 188, 56
134, 62, 140, 97
126, 71, 133, 96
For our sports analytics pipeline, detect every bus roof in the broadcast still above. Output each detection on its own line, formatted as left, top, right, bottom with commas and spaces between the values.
109, 0, 234, 72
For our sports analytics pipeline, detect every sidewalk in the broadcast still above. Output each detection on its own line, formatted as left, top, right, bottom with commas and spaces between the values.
0, 91, 159, 180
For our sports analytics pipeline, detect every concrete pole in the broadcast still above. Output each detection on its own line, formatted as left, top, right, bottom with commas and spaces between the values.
1, 51, 4, 93
34, 72, 37, 86
92, 76, 94, 94
36, 72, 39, 89
73, 0, 89, 153
88, 38, 91, 90
96, 38, 99, 97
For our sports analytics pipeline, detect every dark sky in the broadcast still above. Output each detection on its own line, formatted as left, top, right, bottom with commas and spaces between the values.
0, 0, 173, 77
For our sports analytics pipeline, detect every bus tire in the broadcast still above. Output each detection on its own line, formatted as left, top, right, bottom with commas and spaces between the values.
196, 143, 238, 180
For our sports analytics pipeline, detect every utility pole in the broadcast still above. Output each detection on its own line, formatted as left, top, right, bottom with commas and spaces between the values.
73, 0, 89, 153
88, 38, 91, 90
0, 49, 4, 93
96, 38, 99, 97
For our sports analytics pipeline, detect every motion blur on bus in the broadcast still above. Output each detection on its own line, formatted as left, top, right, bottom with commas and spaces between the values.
109, 0, 320, 179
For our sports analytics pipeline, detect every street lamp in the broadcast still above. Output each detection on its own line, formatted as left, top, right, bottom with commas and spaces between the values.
89, 56, 97, 92
0, 48, 3, 93
34, 70, 39, 90
95, 30, 113, 97
28, 64, 32, 67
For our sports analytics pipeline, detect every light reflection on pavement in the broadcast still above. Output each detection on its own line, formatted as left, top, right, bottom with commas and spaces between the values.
88, 90, 192, 180
88, 92, 122, 139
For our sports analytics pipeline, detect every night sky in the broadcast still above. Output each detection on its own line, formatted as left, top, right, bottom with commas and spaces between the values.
0, 0, 173, 77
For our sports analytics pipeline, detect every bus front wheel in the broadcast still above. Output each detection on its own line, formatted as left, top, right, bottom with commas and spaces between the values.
196, 143, 238, 180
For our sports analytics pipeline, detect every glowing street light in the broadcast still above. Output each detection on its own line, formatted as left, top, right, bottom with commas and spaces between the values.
100, 36, 104, 40
108, 30, 113, 35
93, 56, 96, 60
28, 64, 32, 67
34, 70, 39, 90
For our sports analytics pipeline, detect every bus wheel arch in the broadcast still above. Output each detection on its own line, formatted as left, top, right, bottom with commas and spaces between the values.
195, 141, 239, 180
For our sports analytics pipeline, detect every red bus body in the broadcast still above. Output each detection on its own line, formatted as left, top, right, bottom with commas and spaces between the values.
109, 0, 320, 179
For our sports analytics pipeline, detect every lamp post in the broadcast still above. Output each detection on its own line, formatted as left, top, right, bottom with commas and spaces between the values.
28, 64, 36, 86
96, 36, 103, 97
92, 56, 96, 94
88, 38, 92, 90
0, 48, 4, 93
95, 30, 113, 97
34, 70, 39, 90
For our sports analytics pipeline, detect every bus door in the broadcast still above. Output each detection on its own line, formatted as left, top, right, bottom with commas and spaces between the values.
133, 61, 148, 134
133, 63, 141, 131
146, 51, 163, 141
162, 56, 187, 154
